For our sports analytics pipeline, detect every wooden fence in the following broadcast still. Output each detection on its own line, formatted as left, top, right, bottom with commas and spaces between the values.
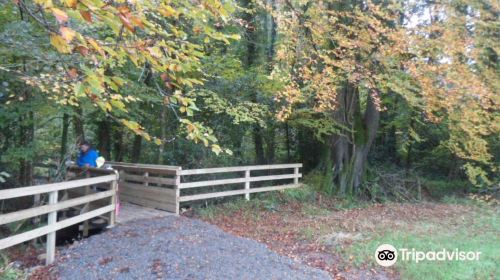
0, 173, 118, 265
106, 162, 303, 215
178, 163, 302, 204
108, 162, 181, 214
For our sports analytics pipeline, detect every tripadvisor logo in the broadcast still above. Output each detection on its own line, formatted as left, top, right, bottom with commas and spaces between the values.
375, 244, 482, 267
375, 244, 397, 267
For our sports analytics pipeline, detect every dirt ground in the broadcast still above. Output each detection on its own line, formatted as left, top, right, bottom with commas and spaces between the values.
5, 199, 477, 280
188, 199, 474, 280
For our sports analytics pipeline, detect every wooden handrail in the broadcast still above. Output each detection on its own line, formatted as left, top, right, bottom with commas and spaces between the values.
179, 184, 302, 202
179, 163, 302, 175
110, 165, 181, 175
0, 174, 117, 200
106, 161, 181, 170
179, 173, 302, 189
0, 190, 114, 225
0, 174, 118, 265
177, 163, 304, 205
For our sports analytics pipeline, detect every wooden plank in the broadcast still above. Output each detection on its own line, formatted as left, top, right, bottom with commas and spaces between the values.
111, 165, 180, 176
106, 161, 181, 170
0, 205, 114, 251
109, 180, 117, 227
143, 172, 149, 187
180, 163, 302, 175
0, 190, 114, 225
122, 173, 177, 185
120, 184, 176, 204
0, 175, 117, 200
294, 167, 299, 184
179, 173, 302, 189
174, 175, 180, 215
120, 182, 176, 197
67, 166, 117, 175
120, 193, 177, 212
46, 191, 58, 265
179, 184, 302, 202
244, 170, 250, 201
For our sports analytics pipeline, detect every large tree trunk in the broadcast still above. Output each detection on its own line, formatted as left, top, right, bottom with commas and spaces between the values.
331, 86, 379, 195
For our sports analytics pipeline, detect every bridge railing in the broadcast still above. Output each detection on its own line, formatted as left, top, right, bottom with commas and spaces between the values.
178, 163, 302, 207
0, 173, 118, 265
107, 162, 181, 214
107, 162, 303, 215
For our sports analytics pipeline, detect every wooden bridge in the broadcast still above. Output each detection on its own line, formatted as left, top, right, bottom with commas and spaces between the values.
0, 162, 302, 264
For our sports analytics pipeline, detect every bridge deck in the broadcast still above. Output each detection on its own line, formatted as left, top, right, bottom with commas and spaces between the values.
116, 202, 173, 224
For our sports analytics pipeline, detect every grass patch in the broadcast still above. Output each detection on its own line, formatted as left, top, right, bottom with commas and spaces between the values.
0, 255, 26, 280
343, 205, 499, 280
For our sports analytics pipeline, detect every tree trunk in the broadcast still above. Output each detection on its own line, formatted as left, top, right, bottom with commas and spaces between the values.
330, 86, 380, 195
254, 126, 265, 164
97, 119, 111, 159
285, 122, 291, 161
60, 113, 69, 163
131, 134, 142, 162
265, 127, 275, 164
73, 107, 85, 143
113, 129, 124, 162
18, 92, 34, 186
157, 105, 166, 164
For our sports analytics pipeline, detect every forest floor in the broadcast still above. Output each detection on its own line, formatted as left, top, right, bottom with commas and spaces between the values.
189, 192, 499, 280
2, 192, 498, 280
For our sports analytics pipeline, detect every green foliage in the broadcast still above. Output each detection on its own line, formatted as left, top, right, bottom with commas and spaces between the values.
0, 254, 26, 280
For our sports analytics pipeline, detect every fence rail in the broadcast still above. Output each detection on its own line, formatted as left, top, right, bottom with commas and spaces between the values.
178, 163, 302, 203
108, 163, 181, 214
107, 162, 303, 214
0, 173, 118, 265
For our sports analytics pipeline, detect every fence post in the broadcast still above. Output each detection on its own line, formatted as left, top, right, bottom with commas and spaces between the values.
109, 175, 118, 227
245, 170, 250, 200
143, 172, 149, 187
46, 190, 58, 265
82, 172, 90, 237
293, 167, 299, 185
175, 170, 181, 215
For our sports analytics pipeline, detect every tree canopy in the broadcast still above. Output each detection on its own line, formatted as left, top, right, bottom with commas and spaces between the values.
1, 0, 498, 195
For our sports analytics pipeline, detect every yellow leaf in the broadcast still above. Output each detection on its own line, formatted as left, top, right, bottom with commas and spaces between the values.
88, 38, 105, 56
63, 0, 77, 8
159, 5, 177, 18
50, 34, 71, 53
34, 0, 53, 8
51, 8, 68, 24
148, 46, 163, 58
60, 27, 76, 42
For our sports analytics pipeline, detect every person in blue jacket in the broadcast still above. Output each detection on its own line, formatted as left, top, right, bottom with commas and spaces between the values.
77, 140, 99, 167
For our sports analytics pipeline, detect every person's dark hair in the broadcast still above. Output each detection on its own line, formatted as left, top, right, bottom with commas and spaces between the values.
80, 140, 91, 147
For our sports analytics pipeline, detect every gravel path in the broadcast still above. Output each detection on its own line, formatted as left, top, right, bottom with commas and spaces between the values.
56, 216, 330, 280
